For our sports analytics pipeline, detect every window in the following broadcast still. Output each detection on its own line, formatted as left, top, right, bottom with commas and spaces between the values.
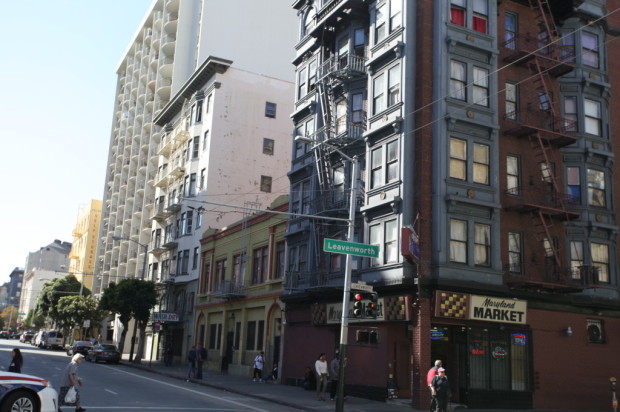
505, 82, 517, 120
474, 223, 491, 266
584, 99, 601, 136
263, 138, 274, 155
252, 246, 269, 284
298, 67, 307, 99
566, 166, 581, 204
590, 243, 609, 282
206, 94, 212, 113
200, 261, 210, 294
449, 138, 489, 185
265, 102, 276, 118
203, 130, 209, 151
375, 0, 403, 44
372, 63, 400, 114
332, 166, 345, 204
337, 36, 349, 69
275, 242, 285, 279
213, 259, 226, 291
352, 93, 364, 124
256, 320, 265, 350
563, 97, 577, 132
473, 66, 489, 106
233, 253, 246, 286
180, 211, 193, 235
504, 12, 517, 49
370, 140, 399, 189
506, 155, 520, 194
354, 28, 366, 58
450, 60, 466, 100
209, 324, 217, 349
178, 249, 190, 275
508, 232, 522, 273
295, 118, 315, 158
450, 219, 467, 263
291, 180, 310, 215
369, 219, 399, 266
582, 32, 599, 68
336, 99, 347, 134
192, 247, 199, 270
246, 321, 256, 350
192, 137, 200, 159
302, 7, 315, 37
570, 241, 584, 279
587, 168, 605, 207
560, 30, 576, 63
308, 60, 318, 92
188, 173, 197, 197
450, 0, 487, 34
200, 168, 206, 191
260, 175, 272, 193
195, 100, 203, 123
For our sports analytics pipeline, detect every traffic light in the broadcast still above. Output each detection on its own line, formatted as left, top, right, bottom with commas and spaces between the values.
352, 293, 364, 317
365, 292, 378, 318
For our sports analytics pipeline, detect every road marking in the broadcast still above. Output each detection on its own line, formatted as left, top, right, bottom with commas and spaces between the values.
78, 408, 245, 411
104, 388, 118, 395
97, 365, 278, 412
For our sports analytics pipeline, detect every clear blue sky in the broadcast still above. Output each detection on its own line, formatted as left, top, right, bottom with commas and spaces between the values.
0, 1, 152, 283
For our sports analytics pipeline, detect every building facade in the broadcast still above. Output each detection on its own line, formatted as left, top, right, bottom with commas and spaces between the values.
95, 0, 296, 353
196, 196, 288, 377
6, 268, 24, 309
283, 0, 620, 410
69, 200, 102, 292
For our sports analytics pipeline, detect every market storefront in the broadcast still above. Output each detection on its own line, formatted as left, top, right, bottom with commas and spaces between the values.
431, 291, 533, 409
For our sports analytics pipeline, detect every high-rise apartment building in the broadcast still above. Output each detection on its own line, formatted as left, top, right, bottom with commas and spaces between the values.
282, 0, 620, 409
69, 200, 102, 292
96, 0, 296, 356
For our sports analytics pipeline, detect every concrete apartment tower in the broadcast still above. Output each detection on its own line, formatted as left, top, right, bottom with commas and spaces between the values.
282, 0, 620, 410
96, 0, 296, 357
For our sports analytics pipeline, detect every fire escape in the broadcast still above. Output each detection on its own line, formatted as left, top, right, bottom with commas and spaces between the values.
501, 0, 596, 292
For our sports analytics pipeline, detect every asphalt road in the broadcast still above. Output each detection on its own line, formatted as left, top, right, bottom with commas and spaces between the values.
0, 339, 302, 412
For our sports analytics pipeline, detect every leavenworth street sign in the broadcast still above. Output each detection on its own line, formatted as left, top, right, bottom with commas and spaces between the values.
323, 238, 379, 258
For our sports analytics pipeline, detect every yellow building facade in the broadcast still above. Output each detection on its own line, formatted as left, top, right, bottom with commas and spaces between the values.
69, 200, 102, 291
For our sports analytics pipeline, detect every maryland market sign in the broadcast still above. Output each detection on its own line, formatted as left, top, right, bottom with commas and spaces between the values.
435, 291, 527, 325
152, 312, 179, 322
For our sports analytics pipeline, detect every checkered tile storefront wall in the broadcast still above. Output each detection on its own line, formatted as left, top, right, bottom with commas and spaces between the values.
436, 291, 469, 319
384, 296, 408, 321
311, 303, 327, 325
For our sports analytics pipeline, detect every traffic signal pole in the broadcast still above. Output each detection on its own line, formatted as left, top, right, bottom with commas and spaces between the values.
336, 155, 358, 412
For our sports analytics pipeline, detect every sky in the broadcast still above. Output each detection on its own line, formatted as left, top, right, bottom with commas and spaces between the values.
0, 1, 153, 284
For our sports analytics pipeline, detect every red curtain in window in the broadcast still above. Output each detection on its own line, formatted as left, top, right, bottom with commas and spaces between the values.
450, 8, 465, 26
473, 16, 487, 34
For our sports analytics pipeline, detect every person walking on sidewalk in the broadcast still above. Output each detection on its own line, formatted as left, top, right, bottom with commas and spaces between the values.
8, 348, 23, 373
163, 344, 172, 367
427, 359, 442, 411
187, 346, 196, 379
430, 367, 451, 412
315, 353, 329, 401
195, 342, 207, 379
253, 351, 265, 382
329, 353, 346, 401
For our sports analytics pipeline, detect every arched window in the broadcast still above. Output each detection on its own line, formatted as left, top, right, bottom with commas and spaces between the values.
302, 7, 316, 37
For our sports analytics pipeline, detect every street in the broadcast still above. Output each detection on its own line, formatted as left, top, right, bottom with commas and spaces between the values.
0, 340, 302, 412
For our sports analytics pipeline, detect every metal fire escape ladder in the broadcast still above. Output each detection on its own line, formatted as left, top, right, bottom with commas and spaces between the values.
529, 0, 560, 48
315, 79, 335, 194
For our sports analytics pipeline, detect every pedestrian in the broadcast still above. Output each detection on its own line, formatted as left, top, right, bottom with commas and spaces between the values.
263, 362, 278, 382
426, 359, 442, 411
430, 367, 451, 412
314, 353, 329, 401
187, 346, 196, 379
195, 342, 207, 379
329, 353, 345, 401
8, 348, 22, 373
253, 351, 265, 382
302, 366, 316, 390
163, 344, 173, 367
58, 353, 86, 412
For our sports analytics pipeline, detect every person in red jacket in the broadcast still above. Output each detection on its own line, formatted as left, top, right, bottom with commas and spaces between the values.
426, 360, 442, 411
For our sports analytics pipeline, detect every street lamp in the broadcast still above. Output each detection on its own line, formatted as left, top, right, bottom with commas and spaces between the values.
111, 235, 149, 363
295, 135, 359, 412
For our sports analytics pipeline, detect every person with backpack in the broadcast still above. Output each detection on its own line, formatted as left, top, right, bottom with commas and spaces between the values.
187, 346, 196, 379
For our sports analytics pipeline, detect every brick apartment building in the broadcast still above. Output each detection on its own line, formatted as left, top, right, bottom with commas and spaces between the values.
281, 0, 620, 410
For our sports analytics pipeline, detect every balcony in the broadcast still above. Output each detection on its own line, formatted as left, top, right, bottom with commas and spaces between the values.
503, 186, 579, 219
504, 264, 599, 293
503, 111, 577, 147
168, 158, 185, 179
151, 203, 171, 221
307, 0, 368, 39
314, 119, 366, 145
162, 233, 178, 250
212, 280, 246, 300
319, 54, 367, 82
150, 240, 166, 256
166, 195, 182, 213
158, 133, 175, 156
502, 34, 575, 77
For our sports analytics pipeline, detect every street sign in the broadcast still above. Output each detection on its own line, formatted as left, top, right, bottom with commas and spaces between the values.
17, 312, 25, 316
351, 282, 374, 292
323, 239, 379, 258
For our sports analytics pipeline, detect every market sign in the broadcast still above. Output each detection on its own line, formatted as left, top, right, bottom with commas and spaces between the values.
469, 295, 527, 324
435, 291, 527, 325
153, 312, 179, 322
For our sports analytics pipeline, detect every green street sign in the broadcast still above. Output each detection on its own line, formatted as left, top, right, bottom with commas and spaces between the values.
17, 313, 25, 316
323, 238, 379, 258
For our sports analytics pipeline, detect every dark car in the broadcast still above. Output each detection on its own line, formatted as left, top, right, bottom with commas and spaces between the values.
0, 331, 9, 339
87, 344, 121, 364
66, 341, 92, 357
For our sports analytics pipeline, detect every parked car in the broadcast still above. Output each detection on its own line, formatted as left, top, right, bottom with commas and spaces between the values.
20, 331, 35, 343
9, 332, 21, 339
0, 371, 58, 412
34, 331, 64, 350
0, 331, 9, 339
66, 341, 92, 357
87, 344, 121, 364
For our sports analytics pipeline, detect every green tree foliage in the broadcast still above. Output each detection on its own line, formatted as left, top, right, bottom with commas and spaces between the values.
57, 296, 107, 340
99, 279, 156, 362
23, 308, 45, 330
37, 274, 91, 326
0, 306, 18, 331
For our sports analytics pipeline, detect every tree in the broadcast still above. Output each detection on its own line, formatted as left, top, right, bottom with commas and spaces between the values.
37, 274, 91, 327
23, 308, 45, 330
99, 282, 131, 356
0, 306, 18, 331
57, 296, 107, 341
120, 279, 157, 364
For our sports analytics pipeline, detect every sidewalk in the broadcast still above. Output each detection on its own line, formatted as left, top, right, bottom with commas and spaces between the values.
120, 357, 605, 412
